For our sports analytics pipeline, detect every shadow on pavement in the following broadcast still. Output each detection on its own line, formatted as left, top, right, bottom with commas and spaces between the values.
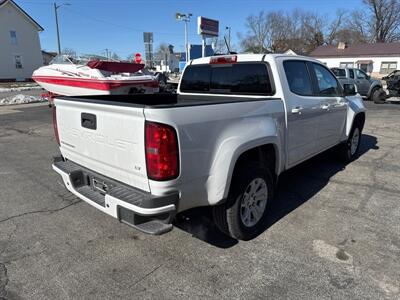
174, 134, 378, 248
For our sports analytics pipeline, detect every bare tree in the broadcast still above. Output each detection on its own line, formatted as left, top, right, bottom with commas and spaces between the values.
61, 47, 76, 57
297, 10, 325, 53
241, 10, 326, 54
211, 37, 228, 54
241, 11, 272, 53
155, 43, 170, 62
363, 0, 400, 42
325, 10, 346, 44
111, 52, 121, 61
240, 1, 400, 55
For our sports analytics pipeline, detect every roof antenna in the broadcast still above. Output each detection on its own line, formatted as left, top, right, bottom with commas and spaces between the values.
224, 36, 230, 54
224, 36, 237, 55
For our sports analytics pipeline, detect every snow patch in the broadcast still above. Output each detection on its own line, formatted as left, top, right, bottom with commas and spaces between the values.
0, 86, 43, 92
0, 94, 44, 105
313, 240, 353, 265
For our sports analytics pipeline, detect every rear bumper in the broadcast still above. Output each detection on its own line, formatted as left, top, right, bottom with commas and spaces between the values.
52, 157, 179, 235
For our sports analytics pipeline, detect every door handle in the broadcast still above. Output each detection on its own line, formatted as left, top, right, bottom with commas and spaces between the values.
81, 113, 97, 130
321, 104, 330, 110
291, 106, 303, 114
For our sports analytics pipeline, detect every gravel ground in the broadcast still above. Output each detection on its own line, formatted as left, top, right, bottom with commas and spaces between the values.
0, 101, 399, 299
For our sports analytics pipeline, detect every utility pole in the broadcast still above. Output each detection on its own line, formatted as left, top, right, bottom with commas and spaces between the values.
54, 2, 70, 55
176, 13, 192, 62
165, 51, 168, 72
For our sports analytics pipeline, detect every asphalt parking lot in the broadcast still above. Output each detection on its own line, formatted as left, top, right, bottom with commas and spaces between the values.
0, 101, 399, 299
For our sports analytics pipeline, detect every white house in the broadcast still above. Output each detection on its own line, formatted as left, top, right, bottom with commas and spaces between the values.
310, 42, 400, 78
0, 0, 43, 81
155, 53, 180, 73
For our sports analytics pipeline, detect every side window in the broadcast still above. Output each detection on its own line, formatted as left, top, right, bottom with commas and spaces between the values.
355, 69, 367, 79
283, 61, 313, 96
180, 65, 210, 92
331, 68, 346, 77
349, 69, 354, 79
231, 64, 273, 95
312, 63, 340, 96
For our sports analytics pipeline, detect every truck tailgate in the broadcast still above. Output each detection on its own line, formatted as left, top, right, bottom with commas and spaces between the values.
54, 98, 149, 192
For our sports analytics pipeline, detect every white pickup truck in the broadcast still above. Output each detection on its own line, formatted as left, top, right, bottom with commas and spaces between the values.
52, 54, 366, 240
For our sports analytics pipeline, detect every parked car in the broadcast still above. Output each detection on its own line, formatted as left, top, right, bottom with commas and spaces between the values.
331, 67, 384, 103
51, 54, 366, 240
382, 70, 400, 97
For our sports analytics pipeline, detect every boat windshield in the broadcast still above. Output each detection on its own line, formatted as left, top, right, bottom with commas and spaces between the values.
49, 55, 79, 65
49, 54, 109, 65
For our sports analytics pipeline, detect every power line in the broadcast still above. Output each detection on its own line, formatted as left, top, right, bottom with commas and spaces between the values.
62, 6, 198, 37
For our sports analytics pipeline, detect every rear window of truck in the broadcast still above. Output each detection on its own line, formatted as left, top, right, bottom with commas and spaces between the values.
331, 68, 346, 78
180, 63, 274, 95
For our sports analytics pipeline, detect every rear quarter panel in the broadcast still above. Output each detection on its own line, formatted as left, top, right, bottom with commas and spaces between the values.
344, 94, 366, 139
144, 99, 285, 212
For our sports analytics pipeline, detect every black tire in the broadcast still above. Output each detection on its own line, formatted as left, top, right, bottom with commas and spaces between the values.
212, 162, 274, 240
368, 87, 379, 101
372, 88, 386, 104
338, 121, 362, 162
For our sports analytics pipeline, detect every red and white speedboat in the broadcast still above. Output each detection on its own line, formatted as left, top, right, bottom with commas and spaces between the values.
32, 55, 159, 97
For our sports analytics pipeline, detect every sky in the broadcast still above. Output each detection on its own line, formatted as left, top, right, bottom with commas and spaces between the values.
17, 0, 362, 59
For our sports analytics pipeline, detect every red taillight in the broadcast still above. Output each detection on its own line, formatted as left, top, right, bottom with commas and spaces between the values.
209, 55, 237, 64
145, 121, 179, 181
52, 106, 60, 146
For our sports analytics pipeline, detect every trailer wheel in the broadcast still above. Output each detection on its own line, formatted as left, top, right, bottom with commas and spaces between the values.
212, 162, 274, 240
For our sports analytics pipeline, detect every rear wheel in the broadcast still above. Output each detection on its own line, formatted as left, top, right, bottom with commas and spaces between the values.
212, 163, 274, 240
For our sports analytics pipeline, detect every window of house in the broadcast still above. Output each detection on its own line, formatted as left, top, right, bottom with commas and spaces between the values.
14, 55, 23, 69
339, 62, 353, 68
283, 60, 313, 96
380, 62, 397, 74
312, 63, 340, 96
10, 31, 17, 45
359, 63, 370, 73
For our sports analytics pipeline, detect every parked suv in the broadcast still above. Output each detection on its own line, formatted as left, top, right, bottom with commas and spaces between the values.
331, 67, 384, 103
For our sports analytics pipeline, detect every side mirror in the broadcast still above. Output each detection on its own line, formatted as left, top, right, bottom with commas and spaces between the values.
343, 83, 357, 96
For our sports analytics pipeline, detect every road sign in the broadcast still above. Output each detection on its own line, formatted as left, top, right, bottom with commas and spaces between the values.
197, 16, 219, 37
